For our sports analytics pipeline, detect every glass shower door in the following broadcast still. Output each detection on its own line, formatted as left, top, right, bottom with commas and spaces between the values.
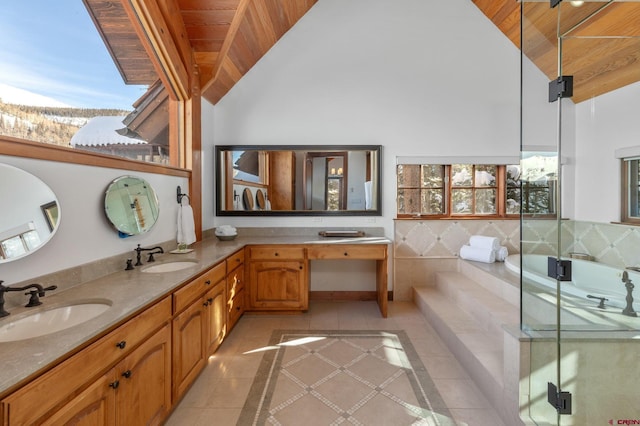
521, 1, 640, 424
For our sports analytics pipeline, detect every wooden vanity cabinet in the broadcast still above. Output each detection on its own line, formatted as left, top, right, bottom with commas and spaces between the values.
1, 297, 172, 426
226, 249, 245, 331
172, 262, 226, 401
247, 246, 308, 311
42, 323, 172, 426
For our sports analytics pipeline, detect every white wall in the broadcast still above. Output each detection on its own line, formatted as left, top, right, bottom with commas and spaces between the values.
574, 81, 640, 223
1, 155, 187, 284
205, 0, 522, 236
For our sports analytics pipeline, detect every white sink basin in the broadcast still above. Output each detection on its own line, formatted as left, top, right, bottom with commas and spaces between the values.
142, 261, 198, 273
0, 302, 112, 342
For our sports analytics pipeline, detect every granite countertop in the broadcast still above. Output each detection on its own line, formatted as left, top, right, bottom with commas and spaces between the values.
0, 233, 391, 396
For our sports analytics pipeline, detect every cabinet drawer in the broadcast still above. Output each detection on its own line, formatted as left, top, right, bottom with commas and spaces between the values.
249, 246, 305, 260
225, 249, 245, 271
173, 262, 225, 313
307, 245, 387, 260
2, 297, 171, 425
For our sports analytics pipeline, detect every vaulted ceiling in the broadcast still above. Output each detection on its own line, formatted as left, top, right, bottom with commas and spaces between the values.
473, 0, 640, 103
83, 0, 316, 105
84, 0, 639, 106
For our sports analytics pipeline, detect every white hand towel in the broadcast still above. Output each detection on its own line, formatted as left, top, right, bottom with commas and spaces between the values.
495, 246, 509, 262
469, 235, 500, 251
177, 202, 196, 245
364, 181, 372, 210
460, 245, 496, 263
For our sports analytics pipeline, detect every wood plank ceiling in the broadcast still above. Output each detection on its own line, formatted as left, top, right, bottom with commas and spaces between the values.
84, 0, 317, 105
473, 0, 640, 103
85, 0, 639, 106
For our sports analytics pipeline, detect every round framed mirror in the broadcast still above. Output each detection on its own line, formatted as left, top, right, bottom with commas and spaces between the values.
104, 176, 159, 236
256, 189, 266, 210
242, 188, 254, 210
0, 163, 61, 263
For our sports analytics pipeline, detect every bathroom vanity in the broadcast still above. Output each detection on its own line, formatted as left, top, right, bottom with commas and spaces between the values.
0, 233, 389, 425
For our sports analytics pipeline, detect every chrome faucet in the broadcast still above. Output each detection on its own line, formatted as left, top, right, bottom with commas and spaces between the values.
134, 244, 164, 265
0, 280, 58, 317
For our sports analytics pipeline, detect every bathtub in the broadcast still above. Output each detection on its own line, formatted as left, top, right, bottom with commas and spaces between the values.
505, 254, 640, 312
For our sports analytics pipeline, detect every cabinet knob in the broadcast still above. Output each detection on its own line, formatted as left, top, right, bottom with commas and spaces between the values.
116, 341, 127, 349
203, 301, 209, 307
344, 252, 348, 256
299, 265, 303, 270
122, 370, 132, 379
208, 297, 213, 304
109, 380, 120, 389
274, 252, 279, 256
205, 280, 211, 285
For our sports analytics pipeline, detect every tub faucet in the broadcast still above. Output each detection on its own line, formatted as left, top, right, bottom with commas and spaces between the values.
621, 271, 638, 317
135, 244, 164, 265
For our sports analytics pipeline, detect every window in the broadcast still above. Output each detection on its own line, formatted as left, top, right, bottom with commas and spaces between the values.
622, 157, 640, 224
397, 161, 556, 218
0, 2, 174, 167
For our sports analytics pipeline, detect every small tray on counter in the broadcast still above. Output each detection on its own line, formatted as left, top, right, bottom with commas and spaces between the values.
318, 230, 365, 238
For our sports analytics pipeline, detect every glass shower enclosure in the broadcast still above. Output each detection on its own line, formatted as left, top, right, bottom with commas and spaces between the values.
520, 1, 640, 424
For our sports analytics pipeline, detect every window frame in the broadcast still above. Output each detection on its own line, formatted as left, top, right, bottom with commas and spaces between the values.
0, 136, 190, 178
621, 157, 640, 225
396, 164, 518, 220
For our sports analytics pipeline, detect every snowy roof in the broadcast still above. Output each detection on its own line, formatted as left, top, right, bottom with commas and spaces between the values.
70, 116, 146, 147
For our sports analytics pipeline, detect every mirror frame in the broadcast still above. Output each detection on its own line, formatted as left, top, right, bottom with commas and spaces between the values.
215, 145, 382, 216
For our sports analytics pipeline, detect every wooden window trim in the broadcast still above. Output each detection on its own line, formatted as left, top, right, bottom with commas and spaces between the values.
621, 158, 640, 225
0, 136, 190, 178
397, 164, 520, 220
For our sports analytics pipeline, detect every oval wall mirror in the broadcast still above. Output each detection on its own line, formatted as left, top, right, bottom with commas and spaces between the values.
104, 176, 159, 236
0, 163, 61, 263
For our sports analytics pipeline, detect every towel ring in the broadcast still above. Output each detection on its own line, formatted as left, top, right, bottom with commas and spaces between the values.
177, 186, 191, 204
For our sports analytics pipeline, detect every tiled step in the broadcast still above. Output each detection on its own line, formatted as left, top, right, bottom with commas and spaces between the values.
413, 263, 524, 426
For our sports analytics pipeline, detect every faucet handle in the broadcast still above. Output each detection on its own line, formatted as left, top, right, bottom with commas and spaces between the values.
43, 285, 57, 292
25, 291, 42, 307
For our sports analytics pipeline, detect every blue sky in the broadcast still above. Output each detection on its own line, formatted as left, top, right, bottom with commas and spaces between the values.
0, 2, 147, 110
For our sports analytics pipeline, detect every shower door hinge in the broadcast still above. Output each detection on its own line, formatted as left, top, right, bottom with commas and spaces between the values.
547, 257, 572, 281
549, 76, 574, 102
548, 382, 572, 414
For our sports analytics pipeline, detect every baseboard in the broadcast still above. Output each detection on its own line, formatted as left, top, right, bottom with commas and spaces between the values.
309, 291, 377, 301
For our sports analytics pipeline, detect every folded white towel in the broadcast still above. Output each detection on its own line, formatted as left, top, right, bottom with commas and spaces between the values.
215, 225, 237, 236
460, 245, 496, 263
495, 246, 509, 262
469, 235, 500, 251
177, 200, 196, 246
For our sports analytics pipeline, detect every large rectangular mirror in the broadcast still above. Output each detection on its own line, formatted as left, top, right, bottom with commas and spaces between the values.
215, 145, 381, 216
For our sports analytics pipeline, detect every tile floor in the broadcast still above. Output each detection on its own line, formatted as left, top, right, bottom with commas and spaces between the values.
165, 301, 506, 426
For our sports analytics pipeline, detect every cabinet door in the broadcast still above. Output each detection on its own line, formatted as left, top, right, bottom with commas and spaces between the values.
248, 260, 308, 310
116, 323, 172, 426
172, 298, 206, 400
227, 265, 245, 330
41, 373, 116, 426
204, 280, 226, 355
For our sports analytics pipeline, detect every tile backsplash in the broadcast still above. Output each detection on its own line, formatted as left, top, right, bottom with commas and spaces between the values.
395, 218, 640, 269
394, 219, 520, 258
